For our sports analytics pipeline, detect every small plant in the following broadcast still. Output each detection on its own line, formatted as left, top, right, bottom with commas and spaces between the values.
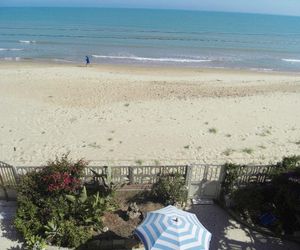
242, 148, 254, 154
221, 163, 241, 196
107, 138, 113, 141
135, 159, 143, 165
154, 160, 160, 166
151, 173, 188, 206
208, 128, 217, 134
258, 129, 272, 137
124, 103, 130, 107
65, 187, 108, 229
88, 142, 101, 149
89, 169, 124, 199
56, 219, 91, 248
183, 145, 190, 149
44, 220, 61, 242
25, 235, 47, 250
222, 148, 234, 156
258, 145, 266, 149
295, 141, 300, 145
225, 134, 232, 138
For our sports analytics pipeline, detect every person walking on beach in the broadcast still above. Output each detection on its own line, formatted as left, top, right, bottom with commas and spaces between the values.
85, 56, 90, 66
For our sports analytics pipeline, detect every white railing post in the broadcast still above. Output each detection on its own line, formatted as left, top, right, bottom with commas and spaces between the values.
185, 165, 193, 199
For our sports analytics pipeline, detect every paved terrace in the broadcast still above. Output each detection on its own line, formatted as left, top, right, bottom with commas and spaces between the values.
0, 201, 299, 250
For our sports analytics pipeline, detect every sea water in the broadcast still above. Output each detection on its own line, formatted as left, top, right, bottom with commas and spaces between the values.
1, 7, 300, 71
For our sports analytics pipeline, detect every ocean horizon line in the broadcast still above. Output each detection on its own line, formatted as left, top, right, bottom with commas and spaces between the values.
1, 6, 300, 18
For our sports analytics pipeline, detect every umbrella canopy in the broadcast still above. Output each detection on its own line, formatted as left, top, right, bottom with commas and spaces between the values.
135, 205, 211, 250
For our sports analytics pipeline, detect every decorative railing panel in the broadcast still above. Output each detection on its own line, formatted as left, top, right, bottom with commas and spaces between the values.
16, 166, 44, 175
130, 165, 187, 184
111, 166, 130, 183
0, 162, 17, 187
236, 165, 275, 186
0, 161, 279, 200
83, 166, 107, 182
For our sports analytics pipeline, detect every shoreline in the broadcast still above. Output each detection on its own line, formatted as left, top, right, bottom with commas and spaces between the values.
0, 61, 299, 166
1, 59, 300, 76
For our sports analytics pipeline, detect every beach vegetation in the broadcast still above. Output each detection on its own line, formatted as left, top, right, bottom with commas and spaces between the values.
135, 159, 143, 165
87, 142, 101, 149
154, 159, 160, 166
14, 155, 117, 249
150, 173, 188, 206
225, 134, 232, 138
208, 127, 217, 134
242, 148, 254, 154
258, 129, 272, 137
222, 148, 235, 156
184, 145, 190, 149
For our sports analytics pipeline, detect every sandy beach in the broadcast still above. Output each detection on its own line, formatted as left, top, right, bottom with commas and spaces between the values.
0, 61, 299, 166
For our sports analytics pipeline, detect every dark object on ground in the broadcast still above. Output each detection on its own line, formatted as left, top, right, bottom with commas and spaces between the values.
259, 213, 277, 226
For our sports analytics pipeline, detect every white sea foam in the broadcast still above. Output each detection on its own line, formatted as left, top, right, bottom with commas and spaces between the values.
282, 58, 300, 63
52, 58, 75, 63
250, 68, 273, 72
19, 40, 36, 44
92, 55, 212, 63
0, 48, 23, 51
1, 57, 22, 61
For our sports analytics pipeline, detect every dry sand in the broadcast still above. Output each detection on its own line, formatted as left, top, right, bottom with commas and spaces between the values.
0, 62, 299, 166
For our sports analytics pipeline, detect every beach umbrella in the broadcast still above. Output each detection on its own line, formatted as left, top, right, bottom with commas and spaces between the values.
135, 205, 211, 250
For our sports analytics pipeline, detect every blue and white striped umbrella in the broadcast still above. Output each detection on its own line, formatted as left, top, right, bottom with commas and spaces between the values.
135, 205, 211, 250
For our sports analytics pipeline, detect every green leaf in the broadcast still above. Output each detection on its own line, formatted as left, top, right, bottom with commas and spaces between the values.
79, 186, 88, 203
65, 194, 76, 203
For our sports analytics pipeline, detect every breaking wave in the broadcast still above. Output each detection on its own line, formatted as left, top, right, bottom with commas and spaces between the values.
92, 55, 212, 63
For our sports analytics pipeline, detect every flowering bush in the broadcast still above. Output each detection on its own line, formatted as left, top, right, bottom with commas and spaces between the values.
39, 155, 86, 195
42, 171, 81, 193
14, 155, 114, 249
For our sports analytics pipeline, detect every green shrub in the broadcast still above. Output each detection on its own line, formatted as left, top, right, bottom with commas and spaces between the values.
230, 156, 300, 235
47, 219, 91, 248
232, 185, 265, 218
272, 171, 300, 234
272, 155, 300, 176
151, 173, 188, 205
14, 196, 43, 237
221, 163, 240, 196
17, 171, 43, 202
